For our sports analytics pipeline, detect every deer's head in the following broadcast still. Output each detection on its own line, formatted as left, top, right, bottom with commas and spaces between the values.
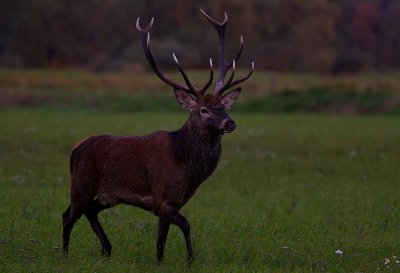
136, 10, 254, 135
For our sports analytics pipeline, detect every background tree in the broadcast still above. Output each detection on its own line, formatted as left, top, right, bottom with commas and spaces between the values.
0, 0, 399, 73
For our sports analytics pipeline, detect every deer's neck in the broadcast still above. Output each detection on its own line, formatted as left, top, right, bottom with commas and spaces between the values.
173, 116, 222, 179
177, 116, 221, 152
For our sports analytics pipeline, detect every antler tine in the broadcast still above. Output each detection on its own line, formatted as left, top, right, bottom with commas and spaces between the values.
216, 60, 236, 96
200, 9, 228, 29
227, 35, 243, 69
136, 17, 157, 63
220, 61, 255, 93
199, 58, 214, 95
136, 17, 154, 33
136, 17, 195, 95
172, 53, 198, 96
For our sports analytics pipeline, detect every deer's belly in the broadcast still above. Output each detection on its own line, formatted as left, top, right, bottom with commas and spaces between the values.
97, 190, 154, 211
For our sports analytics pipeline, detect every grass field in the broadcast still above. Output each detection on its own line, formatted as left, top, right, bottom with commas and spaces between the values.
0, 108, 399, 272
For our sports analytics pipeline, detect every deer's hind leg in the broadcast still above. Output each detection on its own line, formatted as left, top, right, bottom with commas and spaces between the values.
62, 196, 91, 254
84, 199, 114, 256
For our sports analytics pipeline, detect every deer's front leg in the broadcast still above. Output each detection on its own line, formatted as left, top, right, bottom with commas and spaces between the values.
158, 203, 194, 263
157, 218, 170, 263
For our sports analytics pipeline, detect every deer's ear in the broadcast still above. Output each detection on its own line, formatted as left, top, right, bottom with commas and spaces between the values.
174, 89, 198, 110
221, 88, 241, 110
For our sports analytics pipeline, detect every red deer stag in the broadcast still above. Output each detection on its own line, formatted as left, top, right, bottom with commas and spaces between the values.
62, 9, 254, 263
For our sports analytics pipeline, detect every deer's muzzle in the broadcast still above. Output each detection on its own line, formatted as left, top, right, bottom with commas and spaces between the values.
222, 119, 236, 133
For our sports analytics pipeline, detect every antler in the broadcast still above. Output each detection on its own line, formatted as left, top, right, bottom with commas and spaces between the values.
200, 9, 254, 96
136, 17, 213, 98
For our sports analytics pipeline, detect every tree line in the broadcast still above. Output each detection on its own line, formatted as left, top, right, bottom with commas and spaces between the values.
1, 0, 399, 73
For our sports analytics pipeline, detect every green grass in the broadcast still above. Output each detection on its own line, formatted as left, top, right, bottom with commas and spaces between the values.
0, 109, 399, 272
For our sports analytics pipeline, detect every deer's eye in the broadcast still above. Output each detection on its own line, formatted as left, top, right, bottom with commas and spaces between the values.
200, 107, 209, 114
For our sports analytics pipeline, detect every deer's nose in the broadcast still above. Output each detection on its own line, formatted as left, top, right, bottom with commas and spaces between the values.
223, 119, 236, 133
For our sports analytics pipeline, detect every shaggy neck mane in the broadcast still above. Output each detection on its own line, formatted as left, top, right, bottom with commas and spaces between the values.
173, 115, 222, 180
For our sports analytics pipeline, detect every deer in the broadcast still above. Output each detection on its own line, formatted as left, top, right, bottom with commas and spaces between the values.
62, 9, 254, 263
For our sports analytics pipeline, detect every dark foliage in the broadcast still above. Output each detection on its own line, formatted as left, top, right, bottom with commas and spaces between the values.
1, 0, 400, 72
